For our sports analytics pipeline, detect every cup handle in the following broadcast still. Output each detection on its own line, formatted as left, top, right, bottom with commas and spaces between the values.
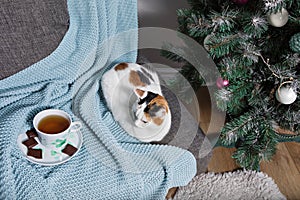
69, 121, 82, 132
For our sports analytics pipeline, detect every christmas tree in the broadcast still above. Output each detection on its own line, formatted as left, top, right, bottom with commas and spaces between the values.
164, 0, 300, 170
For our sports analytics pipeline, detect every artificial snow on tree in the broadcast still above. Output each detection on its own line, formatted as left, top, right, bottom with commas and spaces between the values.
163, 0, 300, 170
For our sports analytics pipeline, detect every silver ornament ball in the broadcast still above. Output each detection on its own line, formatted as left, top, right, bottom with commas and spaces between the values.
275, 84, 297, 105
267, 8, 289, 27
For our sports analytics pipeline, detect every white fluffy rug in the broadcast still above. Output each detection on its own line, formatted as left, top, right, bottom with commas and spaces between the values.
174, 170, 286, 200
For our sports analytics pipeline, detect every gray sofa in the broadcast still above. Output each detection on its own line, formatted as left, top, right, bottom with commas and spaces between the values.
0, 0, 190, 80
0, 0, 69, 79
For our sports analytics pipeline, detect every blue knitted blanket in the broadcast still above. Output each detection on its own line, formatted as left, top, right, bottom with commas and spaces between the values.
0, 0, 196, 199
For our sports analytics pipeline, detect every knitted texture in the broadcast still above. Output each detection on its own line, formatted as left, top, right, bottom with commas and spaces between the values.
0, 0, 196, 199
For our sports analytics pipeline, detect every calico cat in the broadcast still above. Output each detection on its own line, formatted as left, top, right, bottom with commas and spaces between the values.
101, 63, 171, 142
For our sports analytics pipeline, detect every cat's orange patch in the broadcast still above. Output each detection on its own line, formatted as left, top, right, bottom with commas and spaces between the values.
150, 95, 169, 114
129, 70, 146, 87
153, 117, 163, 126
114, 63, 128, 71
135, 89, 145, 97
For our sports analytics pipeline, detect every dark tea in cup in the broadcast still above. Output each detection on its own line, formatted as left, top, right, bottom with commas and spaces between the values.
33, 109, 82, 149
38, 115, 70, 134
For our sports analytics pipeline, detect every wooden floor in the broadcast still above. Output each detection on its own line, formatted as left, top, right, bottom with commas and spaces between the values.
197, 86, 300, 200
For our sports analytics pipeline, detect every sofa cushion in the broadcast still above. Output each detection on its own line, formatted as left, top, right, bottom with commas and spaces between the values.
0, 0, 69, 80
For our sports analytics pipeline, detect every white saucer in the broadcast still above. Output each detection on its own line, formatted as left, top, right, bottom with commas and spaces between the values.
17, 130, 83, 166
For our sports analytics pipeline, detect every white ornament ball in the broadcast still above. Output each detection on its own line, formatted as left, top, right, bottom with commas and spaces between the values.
267, 8, 289, 27
275, 85, 297, 104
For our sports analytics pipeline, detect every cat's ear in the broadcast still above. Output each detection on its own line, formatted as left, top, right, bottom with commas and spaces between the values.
134, 88, 146, 98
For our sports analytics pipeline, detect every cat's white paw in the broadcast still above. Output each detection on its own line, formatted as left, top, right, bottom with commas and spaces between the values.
135, 119, 150, 128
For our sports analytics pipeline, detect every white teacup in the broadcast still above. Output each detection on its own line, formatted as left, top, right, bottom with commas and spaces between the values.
33, 109, 81, 150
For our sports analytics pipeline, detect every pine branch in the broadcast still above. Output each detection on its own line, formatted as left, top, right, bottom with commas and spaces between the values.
209, 8, 239, 33
160, 49, 186, 63
263, 0, 285, 14
241, 12, 269, 38
207, 33, 241, 58
231, 117, 278, 169
215, 81, 253, 115
162, 0, 300, 170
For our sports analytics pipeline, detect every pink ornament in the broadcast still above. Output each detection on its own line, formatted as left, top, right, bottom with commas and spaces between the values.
232, 0, 248, 5
223, 79, 229, 86
216, 77, 229, 88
